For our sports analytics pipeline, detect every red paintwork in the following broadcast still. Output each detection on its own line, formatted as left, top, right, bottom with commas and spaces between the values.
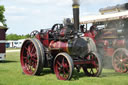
42, 33, 49, 47
74, 60, 93, 65
60, 28, 66, 37
104, 48, 114, 57
84, 31, 97, 42
84, 29, 126, 57
96, 40, 114, 56
96, 39, 126, 57
36, 32, 50, 47
113, 39, 126, 48
49, 40, 68, 52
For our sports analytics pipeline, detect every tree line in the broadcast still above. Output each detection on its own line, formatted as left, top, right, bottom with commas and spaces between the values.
6, 34, 30, 40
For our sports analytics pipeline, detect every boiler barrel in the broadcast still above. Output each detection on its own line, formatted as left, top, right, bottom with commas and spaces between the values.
49, 37, 97, 58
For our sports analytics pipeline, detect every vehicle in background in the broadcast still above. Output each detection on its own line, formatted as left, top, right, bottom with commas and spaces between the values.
80, 3, 128, 73
6, 39, 25, 48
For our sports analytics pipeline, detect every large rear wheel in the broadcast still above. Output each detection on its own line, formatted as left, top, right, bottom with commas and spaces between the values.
82, 52, 102, 77
54, 53, 74, 80
20, 38, 44, 75
112, 48, 128, 73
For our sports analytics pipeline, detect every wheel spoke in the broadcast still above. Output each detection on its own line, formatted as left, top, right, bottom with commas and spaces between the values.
122, 57, 128, 62
30, 45, 35, 53
62, 57, 65, 66
23, 56, 27, 60
28, 45, 31, 54
25, 47, 28, 51
24, 47, 30, 56
31, 53, 37, 58
63, 68, 66, 75
31, 57, 37, 63
23, 57, 29, 63
120, 52, 123, 59
58, 67, 62, 73
90, 68, 94, 75
57, 61, 61, 67
119, 64, 126, 72
114, 58, 119, 63
93, 59, 98, 68
115, 56, 120, 61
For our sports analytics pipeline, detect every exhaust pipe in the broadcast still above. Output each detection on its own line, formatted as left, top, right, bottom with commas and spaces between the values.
72, 0, 80, 32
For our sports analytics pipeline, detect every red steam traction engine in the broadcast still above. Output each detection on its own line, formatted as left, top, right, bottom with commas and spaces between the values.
20, 0, 102, 80
81, 3, 128, 73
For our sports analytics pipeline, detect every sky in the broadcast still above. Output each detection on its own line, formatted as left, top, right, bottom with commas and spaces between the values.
0, 0, 127, 35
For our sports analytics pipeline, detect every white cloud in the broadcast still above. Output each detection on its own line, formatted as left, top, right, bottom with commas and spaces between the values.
31, 9, 42, 16
6, 16, 27, 21
81, 0, 124, 5
5, 6, 27, 16
15, 0, 72, 6
17, 0, 49, 5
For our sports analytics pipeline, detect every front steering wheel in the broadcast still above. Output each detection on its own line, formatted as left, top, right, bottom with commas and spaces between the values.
51, 24, 63, 32
30, 30, 39, 37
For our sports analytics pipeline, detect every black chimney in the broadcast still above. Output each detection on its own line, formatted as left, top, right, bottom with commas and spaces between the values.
72, 0, 80, 32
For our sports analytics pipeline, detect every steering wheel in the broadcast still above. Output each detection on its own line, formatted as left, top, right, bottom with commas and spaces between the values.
51, 24, 63, 32
50, 24, 63, 39
30, 30, 39, 37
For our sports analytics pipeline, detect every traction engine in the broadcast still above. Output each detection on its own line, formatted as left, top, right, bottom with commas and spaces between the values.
20, 0, 102, 80
83, 3, 128, 73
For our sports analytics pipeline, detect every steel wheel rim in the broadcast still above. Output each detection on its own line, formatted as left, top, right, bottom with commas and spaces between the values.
54, 55, 70, 80
20, 40, 38, 75
83, 53, 100, 76
112, 49, 128, 73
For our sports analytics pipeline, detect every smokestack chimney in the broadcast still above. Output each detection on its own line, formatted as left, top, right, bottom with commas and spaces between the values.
72, 0, 80, 32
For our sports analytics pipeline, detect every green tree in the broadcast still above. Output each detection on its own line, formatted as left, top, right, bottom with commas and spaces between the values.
6, 34, 30, 40
0, 5, 7, 27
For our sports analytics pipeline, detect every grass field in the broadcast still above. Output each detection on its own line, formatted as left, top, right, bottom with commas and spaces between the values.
0, 51, 128, 85
6, 48, 20, 50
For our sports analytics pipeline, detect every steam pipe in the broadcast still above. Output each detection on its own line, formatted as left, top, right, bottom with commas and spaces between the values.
99, 3, 128, 14
72, 0, 80, 32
